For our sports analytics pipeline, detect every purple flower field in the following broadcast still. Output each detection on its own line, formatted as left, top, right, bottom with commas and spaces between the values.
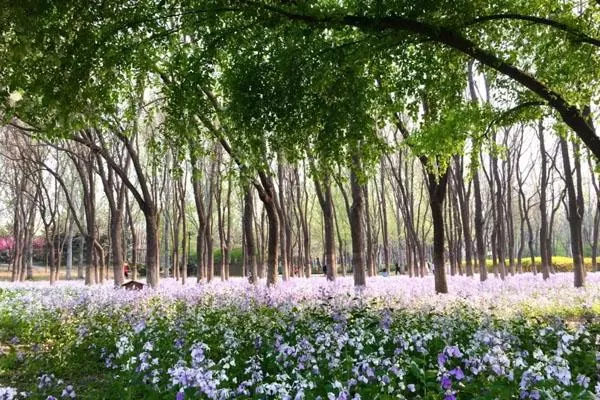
0, 274, 599, 399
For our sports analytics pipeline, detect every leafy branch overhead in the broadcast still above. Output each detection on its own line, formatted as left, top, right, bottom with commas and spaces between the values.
1, 0, 599, 168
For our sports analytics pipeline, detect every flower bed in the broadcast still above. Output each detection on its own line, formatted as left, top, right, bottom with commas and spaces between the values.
0, 274, 599, 399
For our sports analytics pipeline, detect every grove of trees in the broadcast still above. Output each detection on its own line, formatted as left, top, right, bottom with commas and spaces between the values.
0, 1, 599, 293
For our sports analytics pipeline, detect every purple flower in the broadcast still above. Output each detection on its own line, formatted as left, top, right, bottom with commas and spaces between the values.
449, 367, 464, 380
441, 375, 452, 390
576, 374, 590, 388
438, 352, 447, 367
444, 393, 457, 400
176, 391, 184, 400
445, 346, 463, 358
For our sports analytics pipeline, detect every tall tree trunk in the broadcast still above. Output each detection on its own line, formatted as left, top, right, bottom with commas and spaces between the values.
505, 133, 516, 276
109, 212, 125, 286
378, 160, 390, 274
350, 156, 366, 286
427, 169, 449, 294
263, 197, 279, 286
144, 207, 160, 287
364, 183, 375, 277
492, 139, 507, 280
560, 137, 585, 287
256, 172, 280, 286
314, 174, 336, 281
588, 153, 600, 273
126, 194, 138, 281
454, 155, 473, 277
277, 163, 289, 281
468, 61, 487, 281
173, 201, 181, 282
224, 171, 232, 280
445, 191, 456, 276
473, 171, 487, 281
243, 187, 258, 283
333, 202, 346, 277
297, 167, 311, 278
539, 119, 551, 279
180, 178, 188, 285
190, 156, 207, 283
66, 216, 73, 280
78, 230, 85, 279
258, 208, 266, 279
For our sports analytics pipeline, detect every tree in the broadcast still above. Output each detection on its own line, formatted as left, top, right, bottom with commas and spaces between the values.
560, 134, 585, 287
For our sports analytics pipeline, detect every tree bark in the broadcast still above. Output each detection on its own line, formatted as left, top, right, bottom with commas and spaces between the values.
454, 156, 473, 277
560, 137, 585, 287
256, 172, 280, 286
473, 171, 487, 281
276, 163, 289, 281
350, 156, 366, 286
379, 160, 390, 274
539, 119, 551, 279
144, 207, 160, 287
427, 169, 450, 293
314, 173, 336, 281
243, 187, 258, 283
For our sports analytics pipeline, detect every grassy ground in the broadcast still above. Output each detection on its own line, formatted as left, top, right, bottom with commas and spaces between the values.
0, 264, 94, 282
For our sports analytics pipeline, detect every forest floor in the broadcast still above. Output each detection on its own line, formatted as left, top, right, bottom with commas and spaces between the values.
0, 274, 599, 399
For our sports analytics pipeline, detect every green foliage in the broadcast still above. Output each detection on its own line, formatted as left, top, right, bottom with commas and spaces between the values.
1, 0, 599, 177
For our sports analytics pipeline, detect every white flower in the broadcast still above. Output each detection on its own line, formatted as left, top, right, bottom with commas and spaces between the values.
7, 91, 23, 107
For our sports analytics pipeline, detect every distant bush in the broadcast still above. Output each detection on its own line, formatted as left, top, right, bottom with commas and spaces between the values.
482, 256, 596, 273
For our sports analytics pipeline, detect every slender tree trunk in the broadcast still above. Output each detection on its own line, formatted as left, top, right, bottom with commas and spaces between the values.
560, 137, 585, 287
505, 134, 515, 276
379, 161, 390, 274
190, 157, 207, 283
333, 202, 345, 277
592, 206, 599, 273
364, 183, 375, 277
180, 180, 188, 285
258, 209, 266, 279
126, 195, 138, 281
473, 172, 487, 281
539, 119, 551, 279
224, 171, 232, 280
350, 155, 366, 286
314, 174, 336, 281
66, 217, 73, 280
277, 163, 289, 281
492, 142, 507, 280
110, 214, 125, 286
144, 207, 160, 287
173, 188, 181, 282
254, 171, 280, 286
454, 156, 473, 277
263, 198, 279, 286
427, 169, 449, 294
297, 167, 311, 278
243, 188, 258, 283
77, 231, 84, 279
